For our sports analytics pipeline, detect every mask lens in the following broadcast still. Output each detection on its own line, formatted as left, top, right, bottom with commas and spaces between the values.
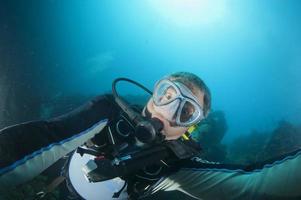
179, 101, 196, 123
154, 82, 178, 105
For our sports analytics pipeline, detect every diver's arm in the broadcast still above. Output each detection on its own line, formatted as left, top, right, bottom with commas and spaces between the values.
0, 94, 117, 188
151, 149, 301, 200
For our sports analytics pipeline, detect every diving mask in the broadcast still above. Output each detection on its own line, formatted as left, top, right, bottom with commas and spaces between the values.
152, 78, 204, 127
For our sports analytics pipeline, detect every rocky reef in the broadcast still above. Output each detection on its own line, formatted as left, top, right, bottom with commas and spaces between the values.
191, 110, 228, 162
227, 120, 301, 165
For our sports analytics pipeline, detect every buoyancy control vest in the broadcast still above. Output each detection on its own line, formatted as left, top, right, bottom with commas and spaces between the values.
96, 107, 203, 199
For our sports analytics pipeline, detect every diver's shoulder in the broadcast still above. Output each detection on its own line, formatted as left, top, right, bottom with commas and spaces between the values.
92, 93, 113, 100
88, 93, 120, 114
89, 93, 115, 105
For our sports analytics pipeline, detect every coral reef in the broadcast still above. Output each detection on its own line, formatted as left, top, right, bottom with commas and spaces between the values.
226, 130, 270, 164
191, 110, 228, 162
261, 120, 301, 160
227, 120, 301, 165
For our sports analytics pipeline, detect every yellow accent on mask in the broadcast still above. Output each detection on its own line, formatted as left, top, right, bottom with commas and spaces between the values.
182, 125, 197, 140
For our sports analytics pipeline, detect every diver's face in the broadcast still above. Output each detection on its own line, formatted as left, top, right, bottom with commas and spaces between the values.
146, 87, 205, 140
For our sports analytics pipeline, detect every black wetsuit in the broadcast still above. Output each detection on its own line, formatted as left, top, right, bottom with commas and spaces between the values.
1, 94, 301, 200
0, 94, 199, 199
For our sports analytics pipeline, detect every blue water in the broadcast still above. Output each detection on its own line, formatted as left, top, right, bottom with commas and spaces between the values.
1, 0, 301, 143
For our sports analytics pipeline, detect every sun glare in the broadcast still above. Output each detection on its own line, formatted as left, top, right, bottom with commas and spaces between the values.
148, 0, 227, 28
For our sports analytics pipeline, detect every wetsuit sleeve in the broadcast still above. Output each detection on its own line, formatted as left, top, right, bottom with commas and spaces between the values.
151, 149, 301, 199
0, 94, 117, 188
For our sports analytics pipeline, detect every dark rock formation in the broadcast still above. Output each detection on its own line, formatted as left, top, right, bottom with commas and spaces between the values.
262, 120, 301, 160
227, 120, 301, 165
191, 110, 228, 162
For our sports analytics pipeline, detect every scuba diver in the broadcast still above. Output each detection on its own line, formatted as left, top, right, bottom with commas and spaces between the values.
0, 72, 301, 200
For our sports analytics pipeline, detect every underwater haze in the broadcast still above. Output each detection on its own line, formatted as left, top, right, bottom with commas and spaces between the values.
1, 0, 301, 143
1, 0, 301, 199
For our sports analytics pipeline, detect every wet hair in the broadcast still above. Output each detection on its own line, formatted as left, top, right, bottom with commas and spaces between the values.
167, 72, 211, 117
